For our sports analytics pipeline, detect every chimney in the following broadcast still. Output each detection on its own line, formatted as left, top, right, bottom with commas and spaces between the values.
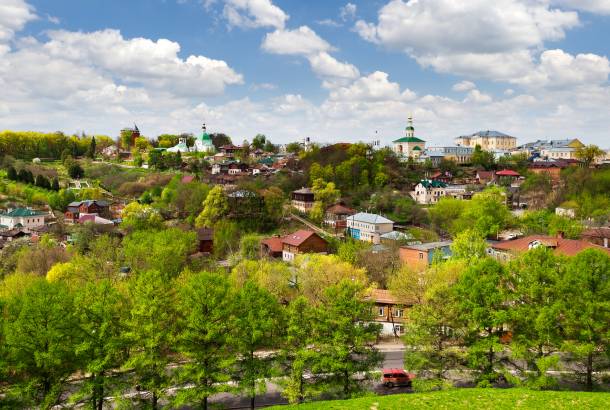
556, 231, 564, 239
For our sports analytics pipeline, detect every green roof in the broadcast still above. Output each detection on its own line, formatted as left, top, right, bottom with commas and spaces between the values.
0, 208, 45, 217
197, 132, 213, 143
412, 146, 422, 151
393, 136, 425, 143
420, 180, 447, 188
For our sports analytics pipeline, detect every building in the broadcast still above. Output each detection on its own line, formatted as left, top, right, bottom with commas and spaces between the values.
455, 130, 517, 151
260, 235, 285, 258
410, 180, 447, 205
488, 234, 610, 261
527, 161, 567, 183
324, 203, 356, 229
399, 241, 453, 269
168, 124, 216, 154
517, 138, 583, 159
393, 116, 425, 159
420, 146, 474, 166
380, 230, 414, 244
291, 187, 315, 213
196, 227, 214, 254
495, 169, 521, 182
65, 200, 111, 223
476, 170, 495, 185
281, 230, 329, 262
540, 147, 579, 160
581, 227, 610, 249
366, 289, 412, 336
0, 208, 47, 231
346, 212, 394, 244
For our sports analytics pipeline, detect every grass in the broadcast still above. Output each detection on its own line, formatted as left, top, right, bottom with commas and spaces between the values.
270, 388, 610, 409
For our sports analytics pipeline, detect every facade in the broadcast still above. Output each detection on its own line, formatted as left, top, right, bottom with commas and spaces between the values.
393, 116, 425, 159
528, 162, 567, 183
366, 289, 411, 336
420, 146, 474, 165
346, 212, 394, 244
410, 180, 447, 205
455, 130, 517, 151
399, 241, 453, 269
0, 208, 47, 231
540, 147, 578, 160
168, 124, 216, 154
281, 230, 329, 262
324, 203, 356, 229
380, 230, 414, 244
488, 234, 610, 261
291, 188, 315, 213
65, 200, 111, 223
517, 138, 583, 158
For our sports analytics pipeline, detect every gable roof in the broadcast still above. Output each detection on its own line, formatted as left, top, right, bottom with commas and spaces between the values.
326, 203, 356, 216
281, 230, 324, 247
419, 179, 447, 188
491, 235, 610, 256
347, 212, 394, 225
0, 208, 46, 217
496, 169, 520, 177
261, 236, 284, 253
469, 130, 515, 138
393, 136, 425, 143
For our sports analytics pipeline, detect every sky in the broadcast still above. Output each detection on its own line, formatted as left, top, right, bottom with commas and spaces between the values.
1, 0, 609, 147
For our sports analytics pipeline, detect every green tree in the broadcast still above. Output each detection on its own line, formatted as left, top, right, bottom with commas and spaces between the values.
120, 202, 164, 232
547, 214, 583, 239
73, 280, 127, 410
313, 280, 383, 397
212, 219, 240, 258
124, 270, 176, 409
429, 197, 466, 235
262, 186, 286, 227
575, 144, 605, 167
68, 162, 84, 179
173, 271, 236, 410
455, 187, 512, 238
233, 281, 281, 410
454, 258, 509, 385
195, 185, 229, 228
471, 145, 495, 170
4, 279, 79, 408
51, 177, 60, 191
239, 233, 263, 260
285, 142, 302, 155
7, 165, 17, 180
558, 249, 610, 390
451, 228, 488, 260
252, 134, 267, 150
86, 136, 96, 159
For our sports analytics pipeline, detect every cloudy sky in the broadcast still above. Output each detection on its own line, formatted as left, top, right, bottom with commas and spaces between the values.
1, 0, 609, 146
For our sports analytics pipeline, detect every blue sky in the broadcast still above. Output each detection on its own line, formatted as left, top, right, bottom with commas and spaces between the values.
1, 0, 610, 147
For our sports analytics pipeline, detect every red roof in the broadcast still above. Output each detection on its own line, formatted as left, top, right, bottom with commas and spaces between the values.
496, 169, 520, 177
261, 236, 284, 253
281, 230, 318, 247
326, 203, 356, 216
492, 235, 610, 257
181, 175, 195, 184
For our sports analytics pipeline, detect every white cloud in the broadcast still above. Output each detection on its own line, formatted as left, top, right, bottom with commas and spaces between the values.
553, 0, 610, 14
340, 3, 357, 21
262, 26, 331, 55
222, 0, 288, 29
329, 71, 415, 102
355, 0, 579, 82
452, 80, 476, 92
0, 0, 36, 43
463, 89, 493, 103
316, 19, 342, 28
308, 52, 359, 80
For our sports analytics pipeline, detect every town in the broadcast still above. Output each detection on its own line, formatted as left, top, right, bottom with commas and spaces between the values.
0, 117, 608, 408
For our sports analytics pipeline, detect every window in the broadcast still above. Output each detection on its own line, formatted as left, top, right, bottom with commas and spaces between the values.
394, 325, 404, 334
419, 252, 424, 260
394, 308, 403, 318
378, 307, 385, 317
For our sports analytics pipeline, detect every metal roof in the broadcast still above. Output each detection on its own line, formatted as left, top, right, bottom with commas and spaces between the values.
347, 212, 394, 224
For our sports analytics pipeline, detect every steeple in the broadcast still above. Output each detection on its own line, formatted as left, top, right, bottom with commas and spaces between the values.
202, 123, 206, 133
405, 115, 415, 138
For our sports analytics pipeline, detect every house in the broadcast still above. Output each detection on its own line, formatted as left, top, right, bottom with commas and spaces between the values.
476, 170, 495, 185
581, 227, 610, 249
399, 241, 453, 269
366, 289, 412, 336
0, 228, 30, 243
324, 203, 356, 229
291, 188, 315, 213
211, 161, 248, 175
495, 169, 521, 183
220, 144, 242, 155
346, 212, 394, 244
455, 130, 517, 151
196, 227, 214, 254
488, 234, 610, 261
527, 161, 566, 183
0, 208, 48, 231
393, 116, 425, 159
260, 235, 284, 258
77, 214, 114, 226
410, 180, 447, 205
445, 185, 471, 200
429, 171, 452, 184
281, 230, 329, 262
180, 175, 196, 184
419, 146, 473, 166
65, 200, 111, 223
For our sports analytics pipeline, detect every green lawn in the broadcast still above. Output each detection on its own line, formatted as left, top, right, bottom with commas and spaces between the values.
271, 388, 610, 409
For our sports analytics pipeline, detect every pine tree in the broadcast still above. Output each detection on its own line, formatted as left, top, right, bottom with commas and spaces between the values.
52, 178, 60, 191
7, 166, 17, 180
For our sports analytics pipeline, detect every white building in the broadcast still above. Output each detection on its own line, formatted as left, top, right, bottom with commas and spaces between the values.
393, 116, 425, 159
410, 180, 447, 205
346, 212, 394, 244
0, 208, 47, 231
167, 124, 216, 154
455, 130, 517, 151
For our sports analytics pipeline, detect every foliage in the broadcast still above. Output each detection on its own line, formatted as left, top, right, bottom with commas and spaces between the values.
195, 185, 228, 228
120, 201, 164, 231
575, 144, 605, 166
471, 145, 496, 170
451, 229, 488, 260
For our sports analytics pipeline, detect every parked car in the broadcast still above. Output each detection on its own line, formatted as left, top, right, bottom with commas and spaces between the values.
382, 368, 415, 388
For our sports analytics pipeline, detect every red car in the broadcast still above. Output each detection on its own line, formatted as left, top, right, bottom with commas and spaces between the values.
382, 368, 415, 388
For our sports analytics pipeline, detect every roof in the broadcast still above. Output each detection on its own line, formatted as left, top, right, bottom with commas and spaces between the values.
369, 289, 398, 304
293, 187, 314, 194
402, 241, 453, 252
78, 214, 114, 225
582, 227, 610, 239
393, 136, 425, 143
197, 227, 214, 241
282, 230, 323, 247
0, 208, 46, 217
412, 146, 422, 151
419, 179, 447, 188
67, 200, 109, 208
380, 231, 414, 241
477, 170, 495, 179
496, 169, 520, 177
261, 236, 284, 253
325, 203, 356, 216
181, 175, 195, 184
196, 131, 213, 143
491, 235, 610, 257
347, 212, 394, 225
0, 229, 29, 238
468, 130, 515, 139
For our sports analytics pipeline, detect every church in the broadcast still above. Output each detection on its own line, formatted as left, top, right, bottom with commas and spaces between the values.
168, 124, 216, 154
393, 116, 425, 159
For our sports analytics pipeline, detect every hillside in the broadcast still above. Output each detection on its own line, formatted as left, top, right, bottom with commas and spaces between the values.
270, 388, 610, 409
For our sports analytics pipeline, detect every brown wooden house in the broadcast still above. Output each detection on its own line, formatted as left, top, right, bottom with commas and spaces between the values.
196, 227, 214, 254
281, 230, 328, 262
65, 200, 111, 223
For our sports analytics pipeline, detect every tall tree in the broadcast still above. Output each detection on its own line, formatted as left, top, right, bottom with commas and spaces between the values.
73, 280, 128, 410
251, 134, 267, 150
575, 144, 605, 167
233, 281, 281, 410
87, 136, 97, 159
4, 279, 79, 408
124, 270, 176, 409
558, 249, 610, 390
173, 272, 236, 410
195, 185, 229, 228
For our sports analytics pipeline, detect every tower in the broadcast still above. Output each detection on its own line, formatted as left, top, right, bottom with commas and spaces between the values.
406, 115, 415, 139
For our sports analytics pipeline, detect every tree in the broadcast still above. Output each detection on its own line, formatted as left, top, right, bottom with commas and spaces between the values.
73, 280, 127, 410
7, 165, 17, 180
471, 145, 495, 170
311, 178, 340, 207
210, 133, 232, 150
86, 136, 96, 159
124, 270, 176, 409
230, 259, 295, 303
68, 162, 84, 179
51, 177, 60, 191
195, 185, 229, 228
263, 140, 277, 153
575, 144, 605, 167
558, 249, 610, 390
455, 187, 512, 238
313, 280, 383, 397
233, 281, 281, 410
252, 134, 267, 150
173, 272, 236, 410
286, 142, 302, 155
4, 279, 79, 408
239, 233, 263, 260
454, 258, 509, 385
429, 197, 466, 235
262, 186, 286, 227
212, 220, 239, 258
547, 214, 583, 239
120, 202, 164, 232
451, 229, 488, 260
